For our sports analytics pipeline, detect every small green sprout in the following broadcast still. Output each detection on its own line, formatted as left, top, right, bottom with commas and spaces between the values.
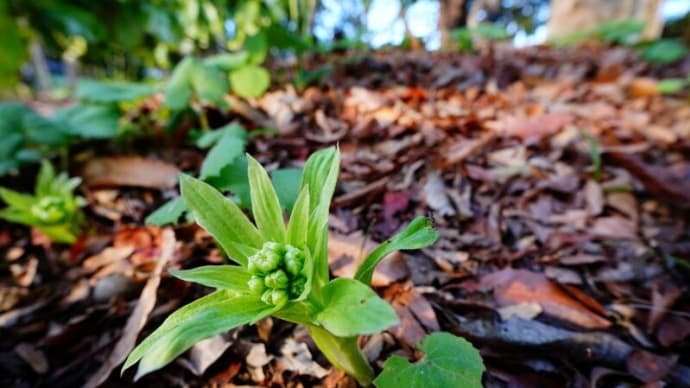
0, 160, 85, 243
123, 147, 483, 386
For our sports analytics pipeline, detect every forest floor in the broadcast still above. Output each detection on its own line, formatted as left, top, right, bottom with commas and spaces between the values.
2, 44, 690, 387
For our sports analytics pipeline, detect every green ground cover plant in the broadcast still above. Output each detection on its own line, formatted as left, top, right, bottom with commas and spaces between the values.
124, 146, 483, 387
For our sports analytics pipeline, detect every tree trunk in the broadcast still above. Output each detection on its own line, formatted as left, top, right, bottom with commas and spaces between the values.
438, 0, 468, 49
547, 0, 663, 41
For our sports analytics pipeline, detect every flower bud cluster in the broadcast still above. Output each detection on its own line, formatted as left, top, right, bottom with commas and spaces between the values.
31, 196, 68, 224
247, 242, 306, 306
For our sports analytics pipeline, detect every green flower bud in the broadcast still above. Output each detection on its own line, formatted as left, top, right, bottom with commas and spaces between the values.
261, 289, 288, 307
249, 248, 282, 274
248, 275, 266, 295
260, 289, 273, 305
284, 245, 305, 276
31, 197, 67, 224
289, 275, 307, 299
264, 269, 289, 289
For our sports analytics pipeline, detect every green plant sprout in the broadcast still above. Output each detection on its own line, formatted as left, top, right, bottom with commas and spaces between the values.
123, 147, 484, 386
0, 160, 85, 243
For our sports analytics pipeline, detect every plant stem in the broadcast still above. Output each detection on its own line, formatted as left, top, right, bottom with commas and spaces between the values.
307, 325, 374, 387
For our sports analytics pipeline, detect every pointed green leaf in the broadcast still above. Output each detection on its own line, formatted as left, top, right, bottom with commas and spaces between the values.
300, 147, 340, 285
374, 332, 484, 388
35, 160, 56, 197
355, 217, 438, 285
124, 291, 272, 379
287, 186, 309, 248
316, 278, 398, 337
180, 174, 262, 266
145, 197, 187, 226
169, 265, 251, 291
246, 155, 286, 242
37, 224, 79, 244
0, 187, 36, 209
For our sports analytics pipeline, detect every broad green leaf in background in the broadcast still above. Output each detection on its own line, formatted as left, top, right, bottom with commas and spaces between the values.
123, 292, 273, 379
180, 174, 262, 265
657, 78, 687, 94
0, 102, 71, 174
597, 19, 644, 45
642, 39, 687, 64
207, 156, 251, 208
192, 62, 229, 106
230, 65, 270, 98
199, 124, 247, 179
76, 79, 156, 103
169, 265, 251, 291
145, 197, 187, 226
355, 217, 438, 285
243, 31, 268, 65
271, 168, 303, 212
56, 103, 120, 139
316, 278, 398, 337
164, 57, 196, 110
374, 332, 485, 388
247, 155, 287, 242
203, 51, 250, 71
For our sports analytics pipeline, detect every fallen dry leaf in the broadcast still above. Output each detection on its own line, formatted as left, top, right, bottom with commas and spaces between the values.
277, 339, 329, 379
83, 228, 175, 388
82, 157, 179, 189
626, 350, 677, 383
479, 268, 611, 329
500, 112, 574, 140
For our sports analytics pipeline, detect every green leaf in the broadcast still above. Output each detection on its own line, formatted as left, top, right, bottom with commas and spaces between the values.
287, 186, 309, 248
169, 265, 251, 291
0, 208, 41, 226
203, 52, 250, 71
200, 127, 247, 179
145, 197, 187, 226
36, 224, 79, 244
273, 300, 316, 325
165, 57, 195, 110
206, 155, 251, 209
374, 332, 485, 388
642, 39, 687, 64
271, 168, 303, 212
247, 155, 286, 242
355, 217, 438, 285
76, 79, 156, 103
316, 278, 398, 337
229, 65, 270, 98
300, 147, 340, 285
123, 291, 273, 379
192, 63, 229, 106
0, 187, 37, 209
56, 103, 120, 139
658, 79, 687, 94
180, 174, 262, 266
243, 31, 268, 65
196, 122, 245, 149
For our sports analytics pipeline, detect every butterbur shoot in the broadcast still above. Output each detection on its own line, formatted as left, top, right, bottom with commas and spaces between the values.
0, 160, 85, 244
124, 147, 483, 386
